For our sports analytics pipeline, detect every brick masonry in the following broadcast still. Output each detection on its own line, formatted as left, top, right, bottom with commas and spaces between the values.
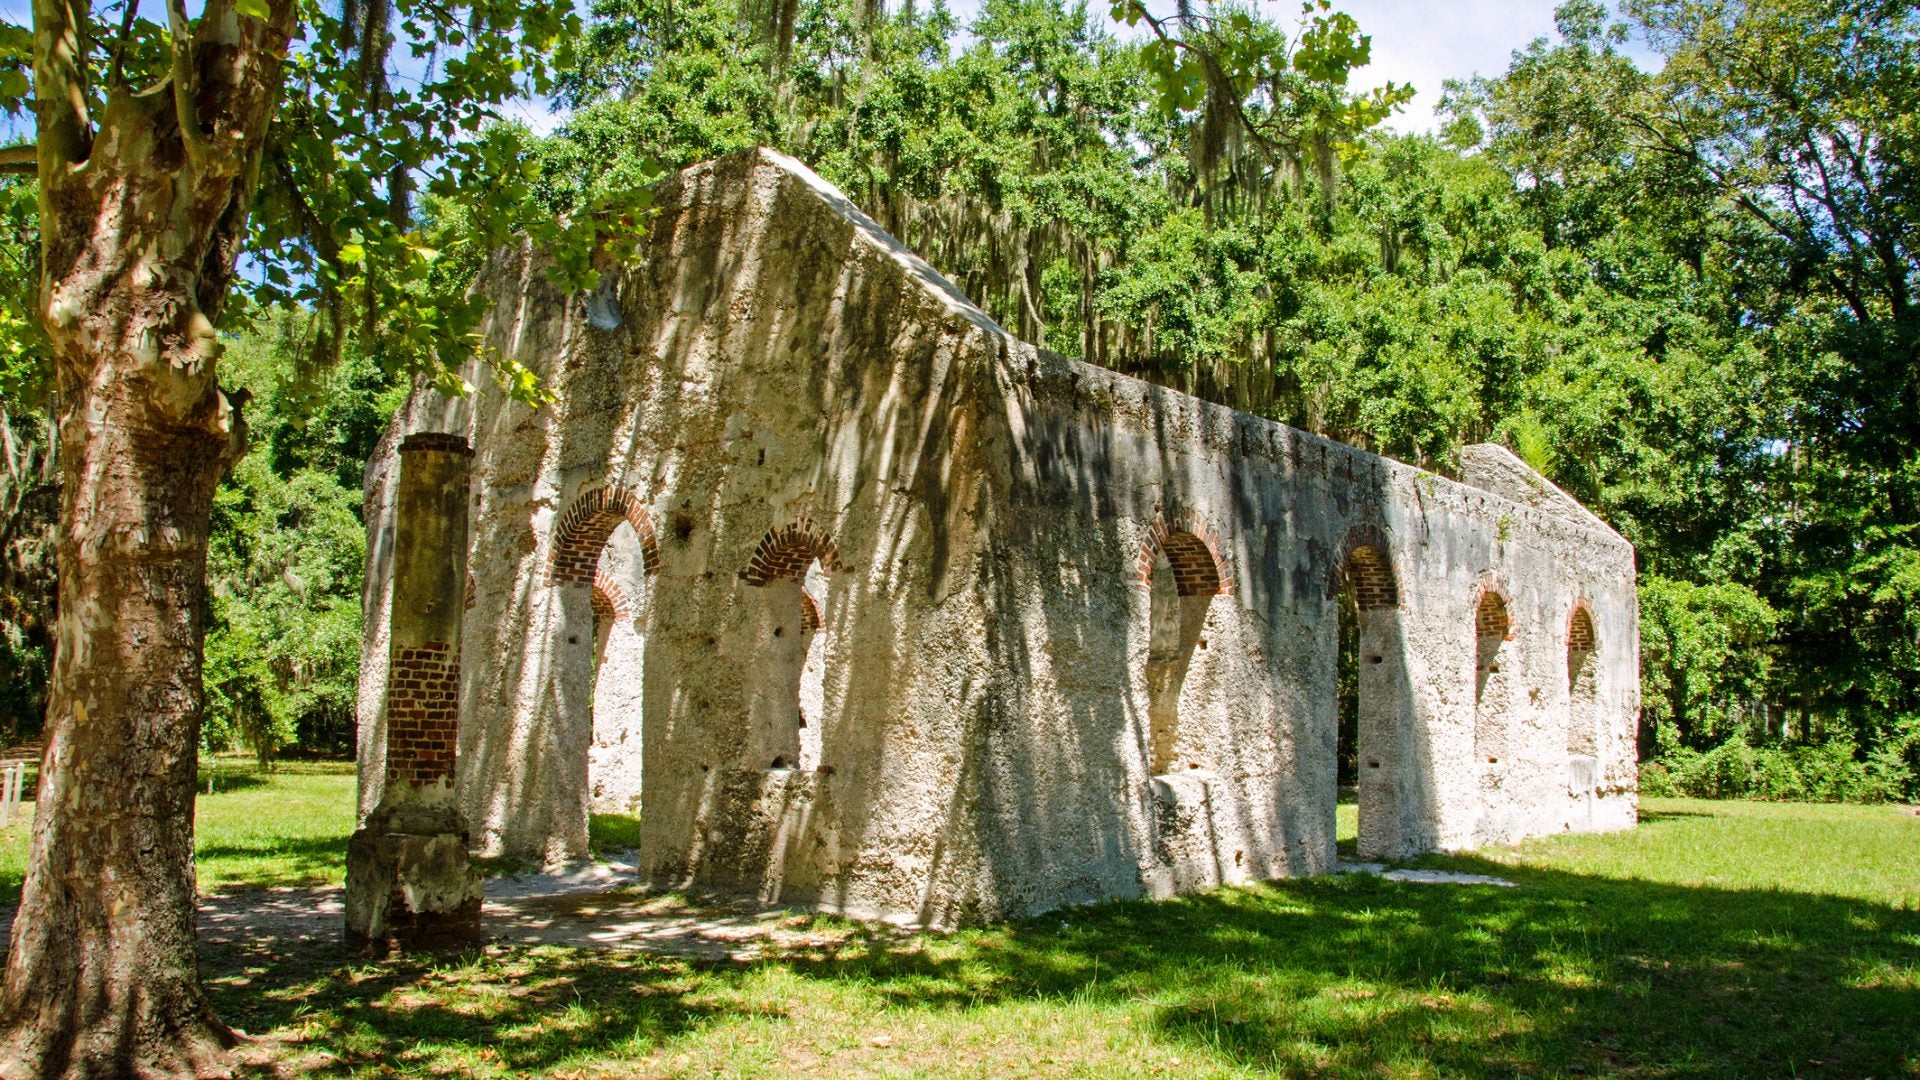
1333, 524, 1400, 609
1133, 510, 1234, 597
1567, 604, 1596, 651
1476, 589, 1512, 639
592, 570, 631, 622
400, 432, 474, 457
740, 520, 842, 586
386, 642, 460, 788
551, 485, 662, 586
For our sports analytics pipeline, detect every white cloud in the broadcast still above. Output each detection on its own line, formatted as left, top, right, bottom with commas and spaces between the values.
1336, 0, 1565, 132
944, 0, 1657, 134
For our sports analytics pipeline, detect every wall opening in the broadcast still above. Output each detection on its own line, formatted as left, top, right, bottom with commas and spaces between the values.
550, 486, 660, 819
1475, 589, 1513, 764
1138, 519, 1229, 776
1566, 605, 1598, 758
741, 521, 840, 770
1334, 538, 1400, 859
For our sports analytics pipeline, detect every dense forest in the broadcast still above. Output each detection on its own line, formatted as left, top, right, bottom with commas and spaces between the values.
0, 0, 1913, 800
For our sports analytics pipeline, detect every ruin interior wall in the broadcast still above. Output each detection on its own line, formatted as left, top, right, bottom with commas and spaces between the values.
360, 147, 1639, 925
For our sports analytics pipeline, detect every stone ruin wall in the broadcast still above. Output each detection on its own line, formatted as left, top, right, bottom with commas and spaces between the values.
360, 148, 1639, 926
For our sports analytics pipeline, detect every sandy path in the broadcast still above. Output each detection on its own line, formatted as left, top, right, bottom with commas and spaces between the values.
7, 855, 892, 963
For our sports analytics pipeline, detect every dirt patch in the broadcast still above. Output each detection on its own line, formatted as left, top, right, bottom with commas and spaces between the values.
196, 856, 892, 962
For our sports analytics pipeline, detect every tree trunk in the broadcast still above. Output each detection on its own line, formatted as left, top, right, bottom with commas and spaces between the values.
0, 2, 295, 1075
0, 359, 239, 1076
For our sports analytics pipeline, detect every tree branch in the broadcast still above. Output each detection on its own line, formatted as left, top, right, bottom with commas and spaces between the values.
0, 144, 36, 175
165, 0, 207, 164
31, 0, 93, 169
107, 0, 140, 89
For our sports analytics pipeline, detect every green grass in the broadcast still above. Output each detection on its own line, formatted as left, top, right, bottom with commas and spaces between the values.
0, 757, 359, 905
8, 772, 1918, 1076
197, 798, 1920, 1078
2, 761, 644, 901
193, 759, 360, 894
588, 811, 643, 857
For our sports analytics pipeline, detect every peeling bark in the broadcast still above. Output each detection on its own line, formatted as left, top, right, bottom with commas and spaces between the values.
0, 2, 297, 1076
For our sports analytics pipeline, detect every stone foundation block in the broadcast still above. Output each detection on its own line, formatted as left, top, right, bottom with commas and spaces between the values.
346, 805, 483, 954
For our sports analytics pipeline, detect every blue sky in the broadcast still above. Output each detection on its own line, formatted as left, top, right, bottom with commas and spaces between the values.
1, 1, 1644, 140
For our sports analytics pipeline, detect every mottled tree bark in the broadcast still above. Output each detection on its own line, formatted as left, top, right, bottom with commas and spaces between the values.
0, 0, 296, 1075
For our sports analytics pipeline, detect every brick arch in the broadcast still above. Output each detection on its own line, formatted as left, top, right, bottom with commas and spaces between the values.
591, 570, 630, 622
1134, 510, 1234, 598
740, 519, 843, 586
549, 485, 661, 586
801, 591, 823, 633
1331, 524, 1399, 609
1475, 579, 1513, 640
1567, 603, 1596, 652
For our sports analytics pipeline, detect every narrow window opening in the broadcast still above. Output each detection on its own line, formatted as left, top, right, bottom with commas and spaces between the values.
741, 523, 837, 772
1567, 607, 1598, 758
1334, 538, 1400, 860
1144, 536, 1215, 775
1475, 591, 1512, 765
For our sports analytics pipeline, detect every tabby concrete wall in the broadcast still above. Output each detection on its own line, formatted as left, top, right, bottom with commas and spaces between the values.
359, 147, 1638, 924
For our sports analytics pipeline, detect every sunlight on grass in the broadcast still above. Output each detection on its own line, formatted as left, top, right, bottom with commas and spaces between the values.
199, 798, 1919, 1077
1478, 797, 1920, 907
8, 766, 1917, 1076
194, 758, 358, 893
0, 756, 357, 903
588, 812, 642, 856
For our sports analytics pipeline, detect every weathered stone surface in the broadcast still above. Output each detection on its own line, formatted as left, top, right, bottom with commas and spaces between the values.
348, 435, 484, 951
344, 804, 484, 954
360, 148, 1640, 926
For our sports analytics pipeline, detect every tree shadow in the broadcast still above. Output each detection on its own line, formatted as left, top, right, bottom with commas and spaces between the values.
1635, 808, 1715, 823
207, 857, 1919, 1076
196, 836, 350, 889
209, 942, 742, 1075
195, 769, 272, 796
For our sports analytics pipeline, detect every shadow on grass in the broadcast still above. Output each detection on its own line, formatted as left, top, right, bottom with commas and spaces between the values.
206, 853, 1920, 1077
1634, 808, 1715, 823
212, 944, 741, 1073
195, 769, 273, 796
197, 835, 350, 890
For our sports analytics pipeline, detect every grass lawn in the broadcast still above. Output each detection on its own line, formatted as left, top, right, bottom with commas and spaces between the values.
217, 794, 1918, 1078
6, 766, 1918, 1076
0, 757, 360, 905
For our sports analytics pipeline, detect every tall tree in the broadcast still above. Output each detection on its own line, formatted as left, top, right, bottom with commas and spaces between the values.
0, 0, 578, 1072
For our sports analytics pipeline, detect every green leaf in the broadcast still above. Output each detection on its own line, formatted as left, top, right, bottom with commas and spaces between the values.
233, 0, 270, 20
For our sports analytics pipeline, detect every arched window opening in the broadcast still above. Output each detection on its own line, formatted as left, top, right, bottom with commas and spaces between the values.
1474, 589, 1512, 764
550, 485, 658, 821
797, 563, 829, 769
1332, 533, 1402, 860
1567, 606, 1598, 758
550, 486, 660, 586
1138, 518, 1227, 775
591, 570, 630, 663
741, 521, 839, 770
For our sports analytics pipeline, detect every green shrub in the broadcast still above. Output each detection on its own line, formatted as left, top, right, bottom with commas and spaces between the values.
1637, 760, 1676, 797
1643, 737, 1916, 804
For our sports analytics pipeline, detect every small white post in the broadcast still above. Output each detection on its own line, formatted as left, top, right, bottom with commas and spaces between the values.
0, 762, 13, 829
